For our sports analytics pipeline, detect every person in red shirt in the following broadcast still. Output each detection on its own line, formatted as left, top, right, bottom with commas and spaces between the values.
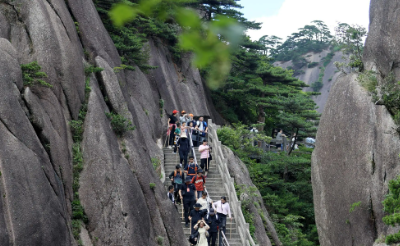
191, 169, 206, 200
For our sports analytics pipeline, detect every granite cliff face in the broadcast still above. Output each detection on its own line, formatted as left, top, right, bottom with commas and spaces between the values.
0, 0, 220, 245
312, 1, 400, 245
275, 50, 345, 113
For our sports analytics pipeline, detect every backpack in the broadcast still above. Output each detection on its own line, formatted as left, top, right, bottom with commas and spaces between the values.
188, 231, 199, 244
174, 170, 183, 184
192, 175, 205, 184
187, 163, 198, 174
197, 121, 207, 130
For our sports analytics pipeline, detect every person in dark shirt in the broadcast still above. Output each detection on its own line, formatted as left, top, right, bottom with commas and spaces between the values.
180, 176, 196, 227
167, 185, 175, 203
206, 208, 220, 246
168, 110, 179, 147
189, 203, 204, 232
169, 165, 185, 204
185, 156, 200, 178
177, 133, 190, 167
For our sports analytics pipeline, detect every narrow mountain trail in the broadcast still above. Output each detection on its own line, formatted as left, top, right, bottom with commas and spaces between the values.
163, 146, 242, 246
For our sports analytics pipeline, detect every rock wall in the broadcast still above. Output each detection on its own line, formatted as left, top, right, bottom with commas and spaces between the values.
312, 1, 400, 245
222, 145, 281, 246
0, 0, 218, 245
275, 50, 345, 113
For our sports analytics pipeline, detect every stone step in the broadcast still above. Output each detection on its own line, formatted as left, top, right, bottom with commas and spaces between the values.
163, 146, 242, 246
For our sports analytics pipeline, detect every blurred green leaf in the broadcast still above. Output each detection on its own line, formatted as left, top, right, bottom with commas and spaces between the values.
109, 4, 137, 27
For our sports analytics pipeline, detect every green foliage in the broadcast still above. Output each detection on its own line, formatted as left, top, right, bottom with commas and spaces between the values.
383, 175, 400, 244
75, 22, 80, 34
311, 67, 325, 92
70, 72, 92, 243
219, 125, 319, 245
70, 121, 84, 142
333, 23, 367, 72
84, 65, 104, 76
156, 236, 164, 245
107, 0, 244, 89
152, 157, 163, 179
105, 112, 136, 137
357, 70, 378, 93
114, 64, 135, 73
349, 201, 361, 213
236, 184, 260, 241
269, 20, 332, 63
152, 157, 161, 170
150, 183, 156, 190
159, 99, 164, 117
360, 71, 400, 127
307, 62, 319, 68
21, 61, 52, 88
323, 51, 335, 67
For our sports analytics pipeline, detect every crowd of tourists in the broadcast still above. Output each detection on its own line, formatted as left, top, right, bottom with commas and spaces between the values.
166, 110, 231, 246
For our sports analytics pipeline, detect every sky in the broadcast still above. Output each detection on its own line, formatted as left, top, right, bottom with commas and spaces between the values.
240, 0, 370, 41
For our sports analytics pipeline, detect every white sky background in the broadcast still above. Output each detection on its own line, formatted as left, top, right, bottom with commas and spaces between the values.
245, 0, 371, 41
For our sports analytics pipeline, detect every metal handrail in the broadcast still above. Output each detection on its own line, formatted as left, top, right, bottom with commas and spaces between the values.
188, 129, 212, 211
221, 230, 230, 246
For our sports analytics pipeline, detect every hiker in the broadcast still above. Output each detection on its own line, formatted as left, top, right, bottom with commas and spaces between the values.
291, 133, 299, 150
168, 110, 179, 147
169, 164, 185, 204
167, 185, 175, 204
193, 219, 210, 246
189, 203, 205, 232
180, 122, 188, 136
180, 176, 197, 228
206, 208, 220, 246
177, 132, 191, 167
188, 121, 198, 146
185, 156, 200, 179
174, 123, 181, 146
212, 196, 231, 245
180, 111, 190, 124
196, 117, 208, 141
191, 169, 206, 201
188, 113, 194, 122
276, 129, 287, 151
197, 191, 210, 217
250, 126, 259, 146
198, 140, 211, 177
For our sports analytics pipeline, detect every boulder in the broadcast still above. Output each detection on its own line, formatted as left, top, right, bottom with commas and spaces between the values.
312, 74, 400, 245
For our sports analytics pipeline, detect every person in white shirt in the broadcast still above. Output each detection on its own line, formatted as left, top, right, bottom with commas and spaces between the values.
212, 196, 231, 245
197, 191, 212, 217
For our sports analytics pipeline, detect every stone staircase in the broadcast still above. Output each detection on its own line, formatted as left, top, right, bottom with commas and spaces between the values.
163, 147, 242, 246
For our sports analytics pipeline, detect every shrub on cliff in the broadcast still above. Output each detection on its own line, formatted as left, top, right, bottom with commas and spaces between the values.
382, 175, 400, 244
21, 61, 52, 88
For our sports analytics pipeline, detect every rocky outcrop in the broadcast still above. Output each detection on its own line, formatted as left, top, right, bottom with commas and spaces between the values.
312, 1, 400, 242
312, 73, 400, 245
275, 50, 345, 113
0, 0, 218, 245
363, 0, 400, 77
222, 146, 281, 246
